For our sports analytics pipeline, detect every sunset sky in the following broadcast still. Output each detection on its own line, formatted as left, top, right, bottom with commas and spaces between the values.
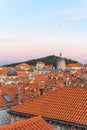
0, 0, 87, 65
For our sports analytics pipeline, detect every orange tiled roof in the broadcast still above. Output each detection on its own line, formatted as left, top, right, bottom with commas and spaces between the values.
0, 86, 17, 108
0, 69, 7, 75
66, 63, 83, 67
84, 64, 87, 68
0, 95, 17, 108
35, 75, 48, 82
10, 87, 87, 127
0, 116, 54, 130
56, 81, 64, 88
16, 63, 30, 67
0, 84, 37, 108
45, 65, 53, 69
17, 71, 29, 77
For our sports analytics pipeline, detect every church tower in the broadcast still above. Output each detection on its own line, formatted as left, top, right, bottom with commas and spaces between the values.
59, 52, 62, 57
57, 52, 66, 70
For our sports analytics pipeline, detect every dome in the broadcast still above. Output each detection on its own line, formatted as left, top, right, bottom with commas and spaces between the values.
7, 69, 17, 76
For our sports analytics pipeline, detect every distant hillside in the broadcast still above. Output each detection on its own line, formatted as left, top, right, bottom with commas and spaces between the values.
4, 55, 78, 67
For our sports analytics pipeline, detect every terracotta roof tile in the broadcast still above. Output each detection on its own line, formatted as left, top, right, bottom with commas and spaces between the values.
66, 63, 83, 67
0, 69, 7, 75
0, 84, 37, 108
0, 116, 54, 130
10, 87, 87, 127
0, 86, 17, 108
17, 71, 29, 77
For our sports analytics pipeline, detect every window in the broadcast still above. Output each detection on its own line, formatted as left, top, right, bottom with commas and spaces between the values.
3, 95, 13, 103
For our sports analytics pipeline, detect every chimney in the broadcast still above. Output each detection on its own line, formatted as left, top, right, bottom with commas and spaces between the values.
16, 86, 22, 104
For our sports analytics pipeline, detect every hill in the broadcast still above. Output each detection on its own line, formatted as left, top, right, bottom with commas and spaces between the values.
4, 55, 78, 67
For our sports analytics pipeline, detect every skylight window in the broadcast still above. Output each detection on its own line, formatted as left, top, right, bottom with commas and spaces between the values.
3, 95, 13, 103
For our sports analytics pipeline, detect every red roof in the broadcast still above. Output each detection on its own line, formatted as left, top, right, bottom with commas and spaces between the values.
0, 84, 36, 108
0, 86, 17, 108
17, 71, 29, 77
0, 69, 7, 75
10, 87, 87, 127
66, 63, 83, 67
0, 116, 54, 130
84, 64, 87, 68
16, 63, 30, 68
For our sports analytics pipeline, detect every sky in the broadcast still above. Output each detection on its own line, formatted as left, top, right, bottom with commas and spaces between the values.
0, 0, 87, 65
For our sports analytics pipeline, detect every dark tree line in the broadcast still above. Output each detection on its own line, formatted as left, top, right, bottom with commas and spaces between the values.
4, 55, 78, 68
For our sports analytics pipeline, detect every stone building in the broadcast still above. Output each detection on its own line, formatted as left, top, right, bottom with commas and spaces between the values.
0, 110, 10, 126
36, 62, 45, 70
57, 53, 66, 70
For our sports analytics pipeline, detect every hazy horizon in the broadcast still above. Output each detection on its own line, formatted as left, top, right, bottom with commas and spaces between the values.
0, 0, 87, 65
0, 54, 86, 66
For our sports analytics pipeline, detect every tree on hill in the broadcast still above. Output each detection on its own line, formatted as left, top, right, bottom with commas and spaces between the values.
3, 55, 78, 67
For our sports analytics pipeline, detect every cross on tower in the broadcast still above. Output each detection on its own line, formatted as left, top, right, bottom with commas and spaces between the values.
60, 52, 62, 57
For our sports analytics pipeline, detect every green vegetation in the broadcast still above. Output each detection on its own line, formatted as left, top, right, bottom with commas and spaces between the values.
4, 55, 78, 67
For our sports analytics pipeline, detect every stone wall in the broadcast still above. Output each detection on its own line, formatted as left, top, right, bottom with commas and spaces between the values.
0, 110, 10, 126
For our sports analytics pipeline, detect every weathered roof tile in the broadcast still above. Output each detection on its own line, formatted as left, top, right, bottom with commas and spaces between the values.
0, 116, 54, 130
10, 87, 87, 127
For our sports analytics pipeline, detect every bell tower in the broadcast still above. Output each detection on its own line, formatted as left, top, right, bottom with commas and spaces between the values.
57, 52, 66, 70
59, 52, 62, 57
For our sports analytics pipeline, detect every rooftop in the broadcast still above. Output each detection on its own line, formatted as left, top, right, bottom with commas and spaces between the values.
10, 87, 87, 128
0, 116, 54, 130
66, 63, 83, 67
